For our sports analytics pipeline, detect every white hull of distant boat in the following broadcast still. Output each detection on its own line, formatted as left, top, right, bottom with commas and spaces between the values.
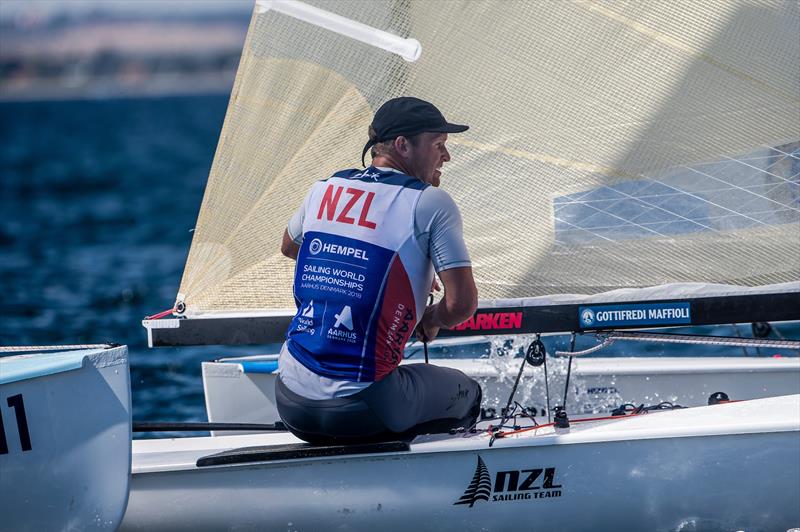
121, 394, 800, 531
0, 346, 131, 532
202, 351, 800, 430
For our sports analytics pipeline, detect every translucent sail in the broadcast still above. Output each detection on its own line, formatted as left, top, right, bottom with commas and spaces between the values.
177, 0, 799, 316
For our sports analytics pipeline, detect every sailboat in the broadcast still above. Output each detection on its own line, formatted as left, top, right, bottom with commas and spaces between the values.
3, 0, 799, 530
126, 0, 800, 528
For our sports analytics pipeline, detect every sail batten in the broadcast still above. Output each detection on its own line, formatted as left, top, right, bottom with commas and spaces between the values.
176, 0, 799, 317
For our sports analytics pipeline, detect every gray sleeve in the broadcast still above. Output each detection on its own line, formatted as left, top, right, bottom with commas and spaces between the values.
287, 193, 308, 245
414, 186, 471, 273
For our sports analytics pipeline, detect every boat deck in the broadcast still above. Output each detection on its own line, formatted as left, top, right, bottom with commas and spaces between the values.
132, 394, 800, 474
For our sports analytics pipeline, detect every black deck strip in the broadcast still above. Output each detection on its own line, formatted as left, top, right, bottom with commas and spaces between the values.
151, 291, 800, 346
196, 440, 411, 467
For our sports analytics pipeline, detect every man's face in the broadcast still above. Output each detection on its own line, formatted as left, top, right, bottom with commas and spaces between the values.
407, 132, 450, 187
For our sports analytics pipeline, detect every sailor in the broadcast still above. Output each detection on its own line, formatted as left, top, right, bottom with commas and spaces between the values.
275, 97, 482, 444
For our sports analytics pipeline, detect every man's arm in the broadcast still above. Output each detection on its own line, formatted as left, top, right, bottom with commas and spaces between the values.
281, 229, 300, 260
282, 189, 309, 260
416, 266, 477, 342
413, 186, 476, 342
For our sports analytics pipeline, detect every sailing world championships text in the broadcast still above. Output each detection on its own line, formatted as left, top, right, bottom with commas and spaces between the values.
453, 312, 523, 331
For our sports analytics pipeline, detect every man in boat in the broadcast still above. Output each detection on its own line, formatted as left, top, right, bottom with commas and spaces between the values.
276, 97, 482, 444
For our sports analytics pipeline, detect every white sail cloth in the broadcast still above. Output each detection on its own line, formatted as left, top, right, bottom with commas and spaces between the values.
176, 0, 799, 317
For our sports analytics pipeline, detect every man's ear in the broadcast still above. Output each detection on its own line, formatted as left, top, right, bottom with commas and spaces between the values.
394, 136, 411, 155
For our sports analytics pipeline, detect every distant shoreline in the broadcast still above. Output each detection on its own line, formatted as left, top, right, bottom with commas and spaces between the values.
0, 71, 237, 103
1, 16, 246, 103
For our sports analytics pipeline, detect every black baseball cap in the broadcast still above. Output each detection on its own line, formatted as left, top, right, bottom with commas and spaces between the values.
361, 97, 469, 166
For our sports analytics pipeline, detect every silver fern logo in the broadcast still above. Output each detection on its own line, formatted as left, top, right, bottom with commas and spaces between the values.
453, 456, 492, 507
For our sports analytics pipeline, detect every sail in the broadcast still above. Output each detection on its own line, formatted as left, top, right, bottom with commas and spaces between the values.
176, 0, 799, 317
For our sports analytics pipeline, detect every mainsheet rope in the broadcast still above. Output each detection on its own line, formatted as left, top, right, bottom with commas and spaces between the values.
555, 330, 800, 357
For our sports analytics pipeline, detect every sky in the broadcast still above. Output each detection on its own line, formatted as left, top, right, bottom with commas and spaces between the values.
0, 0, 253, 22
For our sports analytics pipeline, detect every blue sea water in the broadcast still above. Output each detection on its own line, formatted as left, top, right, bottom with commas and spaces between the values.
0, 95, 797, 425
0, 94, 258, 423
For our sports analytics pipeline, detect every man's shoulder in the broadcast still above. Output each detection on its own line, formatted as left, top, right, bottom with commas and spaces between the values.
416, 186, 461, 229
418, 186, 458, 208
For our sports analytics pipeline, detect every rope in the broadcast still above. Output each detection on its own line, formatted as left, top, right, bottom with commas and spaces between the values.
543, 341, 551, 423
0, 344, 117, 353
609, 330, 800, 349
731, 323, 750, 356
561, 332, 576, 410
423, 292, 434, 364
492, 336, 537, 443
555, 330, 800, 356
555, 337, 614, 356
145, 307, 177, 320
133, 421, 287, 433
490, 411, 647, 439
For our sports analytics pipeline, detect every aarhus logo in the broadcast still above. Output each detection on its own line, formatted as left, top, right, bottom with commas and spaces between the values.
580, 308, 595, 327
326, 305, 357, 343
454, 457, 562, 508
309, 238, 323, 255
334, 305, 353, 330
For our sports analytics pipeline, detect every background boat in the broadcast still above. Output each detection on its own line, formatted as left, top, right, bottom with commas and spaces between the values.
201, 349, 800, 432
0, 345, 131, 531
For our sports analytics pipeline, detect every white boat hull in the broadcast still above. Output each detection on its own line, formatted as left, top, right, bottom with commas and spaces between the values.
0, 346, 131, 532
122, 395, 800, 531
202, 354, 800, 430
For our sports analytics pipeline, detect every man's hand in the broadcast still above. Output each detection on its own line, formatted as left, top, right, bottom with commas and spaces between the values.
416, 303, 442, 342
415, 267, 477, 342
431, 276, 441, 293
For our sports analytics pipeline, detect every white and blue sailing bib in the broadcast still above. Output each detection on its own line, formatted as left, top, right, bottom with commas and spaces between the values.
286, 167, 434, 382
